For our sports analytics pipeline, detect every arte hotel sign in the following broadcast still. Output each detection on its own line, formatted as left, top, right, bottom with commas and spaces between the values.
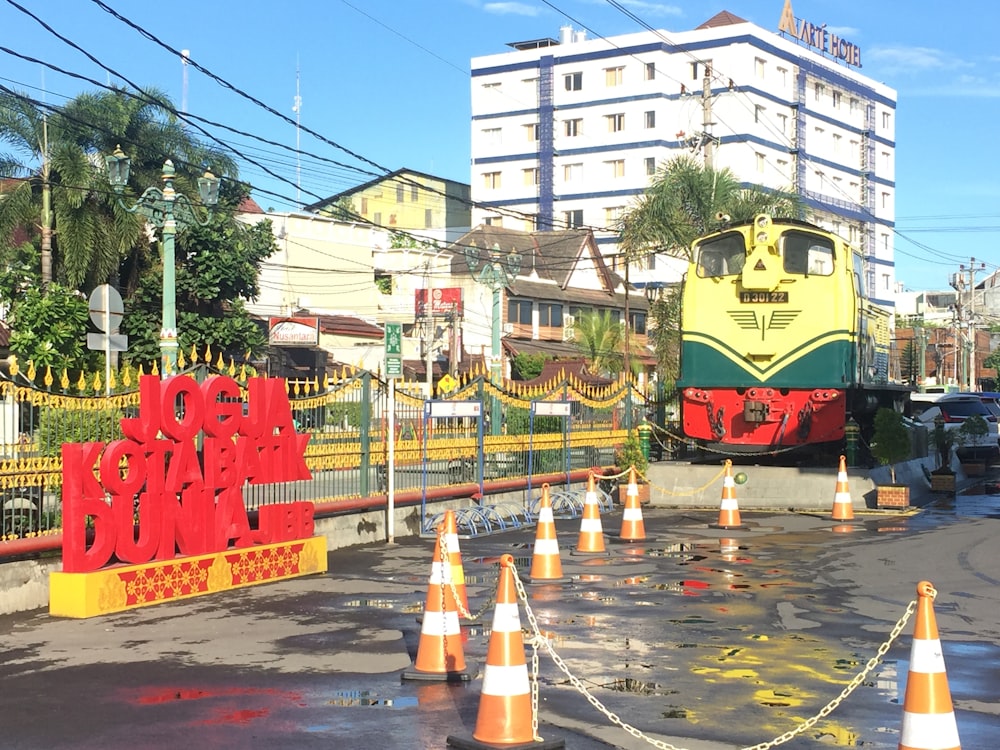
778, 0, 861, 68
50, 374, 327, 618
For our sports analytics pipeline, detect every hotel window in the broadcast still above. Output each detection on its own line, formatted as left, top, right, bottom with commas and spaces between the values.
849, 181, 859, 199
882, 233, 890, 250
832, 90, 841, 109
882, 111, 892, 128
754, 104, 765, 123
754, 57, 765, 78
483, 171, 501, 189
507, 299, 533, 325
538, 303, 563, 327
563, 163, 583, 182
484, 216, 503, 226
756, 152, 765, 173
522, 76, 538, 91
411, 185, 419, 202
604, 206, 626, 225
776, 113, 788, 134
850, 140, 860, 160
882, 191, 891, 209
373, 211, 381, 225
644, 157, 656, 176
644, 62, 656, 80
777, 66, 788, 87
849, 97, 859, 113
482, 81, 501, 90
814, 125, 825, 139
605, 66, 624, 86
644, 110, 656, 128
360, 197, 368, 214
424, 208, 432, 228
564, 118, 582, 137
522, 167, 539, 186
607, 160, 625, 178
815, 82, 825, 99
563, 209, 584, 228
482, 127, 502, 145
606, 113, 625, 132
882, 151, 892, 170
849, 225, 859, 244
883, 273, 891, 291
564, 72, 582, 91
833, 133, 842, 153
630, 311, 647, 336
396, 184, 404, 203
524, 123, 538, 141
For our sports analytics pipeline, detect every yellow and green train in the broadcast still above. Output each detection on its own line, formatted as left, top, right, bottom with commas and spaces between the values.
677, 214, 908, 453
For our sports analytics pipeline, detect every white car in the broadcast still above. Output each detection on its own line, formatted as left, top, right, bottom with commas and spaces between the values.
909, 392, 1000, 461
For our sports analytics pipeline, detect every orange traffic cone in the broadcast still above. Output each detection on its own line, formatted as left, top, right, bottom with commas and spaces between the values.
709, 460, 747, 530
402, 523, 474, 682
527, 484, 569, 584
831, 454, 856, 521
572, 472, 608, 555
446, 555, 565, 750
442, 509, 471, 615
898, 581, 961, 750
611, 467, 649, 542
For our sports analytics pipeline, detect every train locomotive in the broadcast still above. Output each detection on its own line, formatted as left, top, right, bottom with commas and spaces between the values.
677, 213, 908, 454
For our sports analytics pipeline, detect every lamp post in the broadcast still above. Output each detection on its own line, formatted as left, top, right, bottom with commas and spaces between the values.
106, 145, 220, 375
462, 241, 521, 435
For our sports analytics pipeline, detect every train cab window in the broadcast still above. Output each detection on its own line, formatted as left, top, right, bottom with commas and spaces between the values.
695, 233, 746, 278
780, 231, 834, 276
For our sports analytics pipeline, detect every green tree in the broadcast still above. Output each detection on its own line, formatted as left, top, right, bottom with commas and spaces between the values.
121, 181, 274, 367
983, 347, 1000, 379
618, 154, 801, 262
0, 85, 272, 372
648, 284, 682, 388
511, 352, 548, 381
573, 310, 626, 377
7, 282, 98, 373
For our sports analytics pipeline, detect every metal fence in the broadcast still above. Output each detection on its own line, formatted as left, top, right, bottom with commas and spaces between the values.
0, 357, 645, 545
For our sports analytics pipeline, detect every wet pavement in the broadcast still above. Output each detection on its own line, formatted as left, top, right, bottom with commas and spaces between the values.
2, 492, 999, 749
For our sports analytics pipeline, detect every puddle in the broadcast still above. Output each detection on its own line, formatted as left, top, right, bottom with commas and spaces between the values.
328, 690, 418, 709
342, 599, 395, 609
601, 678, 677, 695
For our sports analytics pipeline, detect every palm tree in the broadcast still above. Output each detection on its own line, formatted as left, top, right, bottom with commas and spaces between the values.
618, 154, 801, 262
573, 310, 626, 377
0, 86, 234, 292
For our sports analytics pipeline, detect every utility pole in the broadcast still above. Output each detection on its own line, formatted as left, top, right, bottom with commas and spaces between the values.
962, 258, 986, 390
701, 63, 715, 170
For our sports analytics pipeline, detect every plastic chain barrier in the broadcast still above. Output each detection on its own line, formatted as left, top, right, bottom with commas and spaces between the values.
508, 560, 918, 750
439, 529, 497, 622
637, 464, 727, 498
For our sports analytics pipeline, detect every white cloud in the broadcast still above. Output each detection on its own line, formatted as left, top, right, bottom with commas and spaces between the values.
483, 2, 541, 15
825, 25, 859, 38
866, 45, 973, 76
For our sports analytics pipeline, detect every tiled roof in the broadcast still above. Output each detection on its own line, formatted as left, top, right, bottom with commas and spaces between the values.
697, 10, 748, 29
318, 315, 384, 339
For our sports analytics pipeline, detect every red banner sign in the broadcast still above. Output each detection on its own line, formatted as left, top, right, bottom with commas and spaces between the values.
61, 375, 314, 573
415, 287, 463, 318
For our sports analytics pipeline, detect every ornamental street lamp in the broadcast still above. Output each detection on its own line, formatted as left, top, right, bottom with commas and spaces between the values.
462, 241, 521, 435
106, 145, 220, 375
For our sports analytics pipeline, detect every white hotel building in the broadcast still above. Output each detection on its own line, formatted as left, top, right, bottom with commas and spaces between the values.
469, 7, 898, 307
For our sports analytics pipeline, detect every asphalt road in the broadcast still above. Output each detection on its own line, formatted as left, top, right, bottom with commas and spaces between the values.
2, 494, 998, 749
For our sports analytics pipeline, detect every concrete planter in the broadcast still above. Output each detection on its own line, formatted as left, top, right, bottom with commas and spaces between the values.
961, 462, 986, 476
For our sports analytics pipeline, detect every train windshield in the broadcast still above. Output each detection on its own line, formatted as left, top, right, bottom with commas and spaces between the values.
780, 231, 835, 276
694, 232, 746, 278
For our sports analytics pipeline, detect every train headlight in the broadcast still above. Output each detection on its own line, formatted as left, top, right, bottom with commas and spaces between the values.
755, 214, 771, 229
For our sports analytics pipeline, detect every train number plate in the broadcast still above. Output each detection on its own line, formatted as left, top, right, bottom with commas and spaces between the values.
740, 291, 788, 303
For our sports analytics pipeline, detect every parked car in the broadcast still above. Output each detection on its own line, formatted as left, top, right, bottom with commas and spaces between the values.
909, 392, 1000, 461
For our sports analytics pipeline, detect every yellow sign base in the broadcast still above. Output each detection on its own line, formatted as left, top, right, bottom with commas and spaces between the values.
49, 536, 328, 618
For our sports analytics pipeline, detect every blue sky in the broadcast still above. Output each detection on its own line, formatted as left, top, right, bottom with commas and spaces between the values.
2, 0, 998, 292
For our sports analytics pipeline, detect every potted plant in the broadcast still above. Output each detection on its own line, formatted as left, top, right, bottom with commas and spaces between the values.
614, 428, 650, 505
929, 417, 956, 492
870, 407, 911, 508
956, 413, 990, 475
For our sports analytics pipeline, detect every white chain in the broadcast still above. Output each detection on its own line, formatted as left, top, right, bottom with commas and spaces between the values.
510, 560, 917, 750
438, 529, 496, 621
